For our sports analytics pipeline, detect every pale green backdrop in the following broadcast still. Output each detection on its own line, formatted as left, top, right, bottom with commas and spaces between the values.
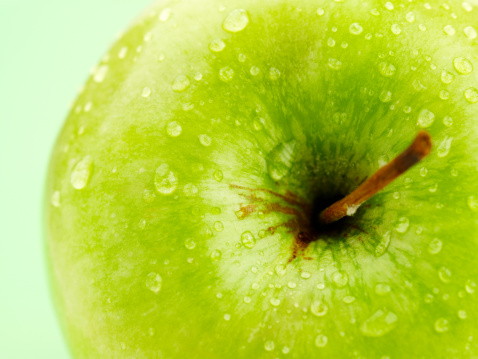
0, 1, 152, 357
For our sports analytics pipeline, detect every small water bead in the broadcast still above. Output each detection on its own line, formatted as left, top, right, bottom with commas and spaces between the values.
282, 346, 290, 354
210, 249, 222, 260
166, 121, 182, 137
463, 2, 473, 11
428, 238, 442, 254
465, 279, 476, 293
464, 26, 478, 39
342, 40, 350, 47
172, 75, 190, 92
159, 8, 172, 22
214, 170, 223, 182
315, 334, 328, 348
142, 87, 152, 97
209, 39, 226, 52
251, 266, 258, 274
224, 314, 231, 321
349, 23, 363, 35
439, 90, 450, 100
311, 301, 328, 316
71, 156, 93, 190
222, 9, 250, 33
429, 183, 438, 193
405, 12, 416, 23
158, 52, 166, 62
343, 296, 356, 304
418, 109, 435, 128
241, 231, 256, 249
301, 272, 311, 279
250, 66, 260, 76
213, 221, 224, 232
378, 62, 396, 77
264, 341, 275, 351
317, 8, 325, 16
183, 183, 199, 196
468, 196, 478, 212
143, 189, 156, 203
391, 24, 402, 35
403, 106, 412, 113
185, 238, 196, 250
437, 136, 452, 157
118, 46, 128, 59
375, 283, 391, 295
360, 309, 398, 337
370, 8, 380, 16
464, 88, 478, 103
395, 217, 409, 233
154, 164, 178, 195
419, 24, 427, 31
270, 298, 281, 306
93, 65, 108, 83
434, 318, 449, 333
269, 67, 281, 80
145, 272, 162, 293
219, 66, 234, 82
198, 134, 212, 146
443, 25, 456, 36
453, 57, 473, 75
288, 282, 297, 289
443, 116, 453, 127
438, 267, 452, 283
327, 37, 336, 47
375, 231, 391, 257
332, 271, 348, 287
275, 265, 287, 277
440, 70, 455, 84
328, 58, 342, 70
379, 91, 392, 103
51, 191, 61, 207
138, 218, 147, 230
385, 2, 394, 11
458, 310, 467, 319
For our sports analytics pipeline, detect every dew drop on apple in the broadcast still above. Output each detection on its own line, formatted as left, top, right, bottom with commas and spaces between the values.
222, 9, 250, 33
183, 183, 198, 197
437, 136, 452, 157
315, 334, 328, 348
378, 62, 396, 77
241, 231, 256, 249
327, 58, 342, 70
269, 67, 281, 80
145, 272, 162, 293
224, 313, 231, 321
209, 39, 226, 52
394, 217, 409, 233
453, 57, 473, 75
288, 282, 297, 289
70, 156, 93, 190
443, 25, 456, 36
343, 296, 355, 304
310, 301, 328, 317
375, 231, 391, 257
270, 298, 281, 307
379, 90, 392, 103
464, 87, 478, 103
417, 109, 435, 128
317, 8, 325, 16
406, 12, 416, 23
213, 221, 224, 232
184, 238, 196, 250
142, 87, 152, 98
467, 196, 478, 212
198, 134, 212, 146
266, 140, 296, 181
360, 309, 398, 337
264, 340, 275, 351
332, 270, 348, 287
282, 346, 290, 354
138, 218, 146, 230
93, 65, 108, 83
428, 238, 442, 254
434, 318, 449, 333
154, 164, 178, 195
171, 75, 190, 92
465, 279, 476, 293
118, 46, 128, 59
385, 2, 394, 10
464, 26, 478, 39
143, 189, 156, 203
301, 271, 311, 279
219, 66, 234, 82
210, 249, 222, 260
375, 283, 391, 295
438, 267, 452, 283
275, 264, 287, 277
159, 8, 172, 22
214, 170, 223, 182
458, 310, 467, 320
250, 66, 260, 76
391, 24, 402, 35
349, 23, 363, 35
243, 296, 251, 304
51, 191, 61, 207
440, 70, 455, 84
166, 121, 182, 137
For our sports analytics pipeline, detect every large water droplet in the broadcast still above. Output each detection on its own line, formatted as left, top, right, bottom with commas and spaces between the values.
71, 156, 93, 190
310, 301, 328, 316
266, 140, 296, 181
437, 136, 452, 157
154, 164, 178, 195
222, 9, 250, 32
360, 309, 398, 337
378, 62, 396, 77
241, 231, 256, 249
417, 109, 435, 128
172, 75, 190, 92
453, 57, 473, 75
145, 272, 162, 293
464, 88, 478, 103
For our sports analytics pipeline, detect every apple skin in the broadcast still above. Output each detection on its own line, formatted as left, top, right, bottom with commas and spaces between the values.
45, 0, 478, 358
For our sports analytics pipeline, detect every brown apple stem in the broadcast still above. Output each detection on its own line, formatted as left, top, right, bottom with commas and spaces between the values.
319, 131, 432, 225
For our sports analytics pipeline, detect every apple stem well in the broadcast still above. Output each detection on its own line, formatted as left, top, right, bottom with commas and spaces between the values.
319, 131, 432, 225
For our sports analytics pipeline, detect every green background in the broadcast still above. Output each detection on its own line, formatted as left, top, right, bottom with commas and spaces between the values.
0, 1, 151, 357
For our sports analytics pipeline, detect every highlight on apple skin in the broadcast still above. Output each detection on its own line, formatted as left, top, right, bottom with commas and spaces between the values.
45, 0, 478, 358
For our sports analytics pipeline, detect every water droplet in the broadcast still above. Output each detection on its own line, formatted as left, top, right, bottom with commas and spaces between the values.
375, 283, 391, 295
270, 298, 281, 306
317, 8, 325, 16
437, 136, 452, 157
310, 301, 328, 316
210, 249, 222, 260
379, 90, 392, 103
405, 12, 416, 23
443, 25, 456, 36
269, 67, 281, 80
184, 238, 196, 250
417, 109, 435, 128
71, 156, 93, 190
275, 264, 287, 277
266, 140, 296, 181
360, 309, 398, 337
391, 24, 402, 35
198, 134, 212, 146
214, 170, 223, 182
327, 37, 336, 47
172, 75, 190, 92
326, 58, 342, 70
315, 334, 328, 348
394, 217, 409, 233
214, 221, 224, 232
385, 2, 394, 10
463, 2, 473, 11
464, 26, 477, 39
143, 189, 156, 203
250, 66, 260, 76
464, 87, 478, 103
458, 310, 467, 319
465, 279, 476, 293
241, 231, 256, 249
222, 9, 250, 33
378, 62, 396, 77
118, 46, 128, 59
183, 183, 198, 196
434, 318, 449, 333
428, 238, 442, 254
224, 313, 231, 321
93, 65, 108, 83
349, 23, 363, 35
301, 271, 311, 279
264, 340, 275, 351
453, 57, 473, 75
166, 121, 182, 137
209, 39, 226, 52
440, 70, 455, 84
145, 272, 162, 293
219, 66, 234, 82
51, 191, 61, 207
375, 231, 391, 257
154, 163, 178, 195
282, 346, 290, 354
332, 270, 348, 287
243, 296, 251, 304
158, 52, 166, 62
438, 267, 452, 283
159, 8, 172, 22
142, 87, 152, 98
370, 8, 380, 16
343, 296, 356, 304
288, 281, 297, 288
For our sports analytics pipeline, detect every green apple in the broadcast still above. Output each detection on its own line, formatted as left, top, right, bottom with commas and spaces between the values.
46, 0, 478, 358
